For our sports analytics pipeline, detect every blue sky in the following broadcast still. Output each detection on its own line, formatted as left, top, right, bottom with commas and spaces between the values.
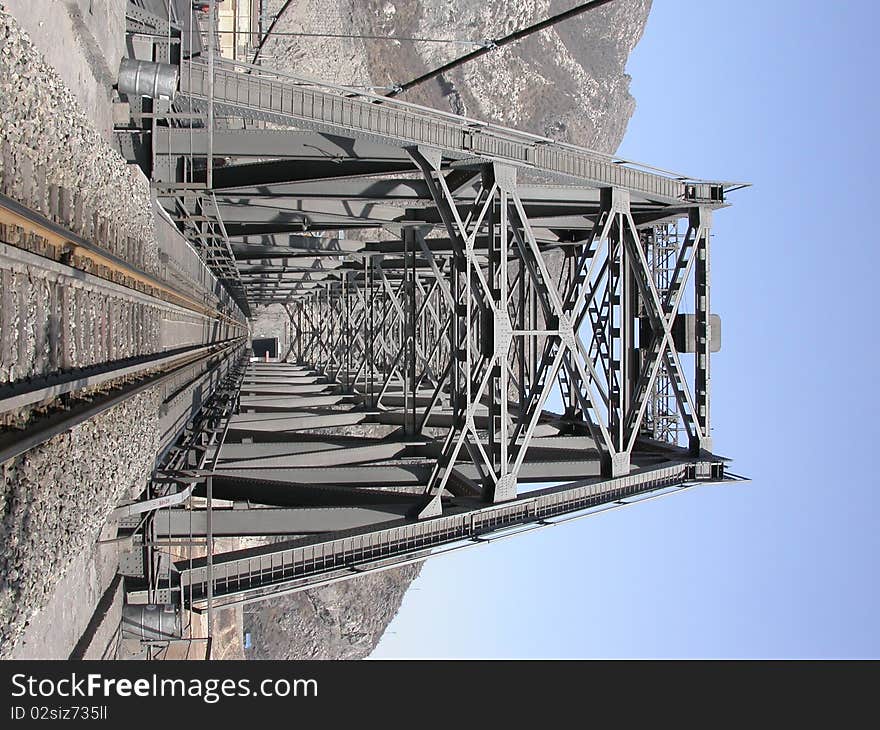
371, 0, 879, 658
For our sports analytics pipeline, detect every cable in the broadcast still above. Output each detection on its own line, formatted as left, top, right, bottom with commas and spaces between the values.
251, 0, 296, 65
217, 30, 487, 46
385, 0, 618, 97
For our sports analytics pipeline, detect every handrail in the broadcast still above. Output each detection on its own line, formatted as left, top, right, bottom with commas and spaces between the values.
191, 56, 748, 192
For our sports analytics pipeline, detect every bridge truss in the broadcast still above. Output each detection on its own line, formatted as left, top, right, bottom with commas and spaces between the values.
119, 1, 745, 622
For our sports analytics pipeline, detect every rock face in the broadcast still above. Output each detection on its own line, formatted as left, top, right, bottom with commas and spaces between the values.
246, 0, 652, 660
245, 565, 421, 659
262, 0, 651, 154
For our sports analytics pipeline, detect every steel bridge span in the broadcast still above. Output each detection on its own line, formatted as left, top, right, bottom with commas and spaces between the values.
112, 0, 746, 651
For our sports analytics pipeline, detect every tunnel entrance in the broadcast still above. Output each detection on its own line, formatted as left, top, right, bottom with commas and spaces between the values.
251, 337, 278, 359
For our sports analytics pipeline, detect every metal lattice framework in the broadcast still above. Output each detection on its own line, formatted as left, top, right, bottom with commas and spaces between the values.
118, 7, 745, 618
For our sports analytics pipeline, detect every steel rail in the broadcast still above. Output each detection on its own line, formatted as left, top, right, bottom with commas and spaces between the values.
0, 196, 247, 423
0, 337, 241, 415
0, 192, 243, 328
0, 338, 245, 465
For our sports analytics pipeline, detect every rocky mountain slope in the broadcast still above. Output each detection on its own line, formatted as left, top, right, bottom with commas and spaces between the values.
262, 0, 651, 151
244, 0, 652, 660
244, 564, 421, 659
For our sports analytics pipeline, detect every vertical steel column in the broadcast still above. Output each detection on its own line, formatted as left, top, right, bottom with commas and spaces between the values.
486, 166, 500, 484
343, 270, 351, 389
322, 283, 331, 374
452, 244, 462, 430
498, 179, 511, 496
366, 256, 374, 406
529, 272, 538, 401
206, 1, 215, 191
517, 251, 527, 413
404, 229, 417, 434
692, 206, 712, 454
598, 187, 632, 476
306, 292, 315, 365
296, 300, 303, 363
607, 208, 624, 454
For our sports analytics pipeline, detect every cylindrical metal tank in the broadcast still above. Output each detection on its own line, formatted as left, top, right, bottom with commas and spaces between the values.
122, 603, 182, 641
117, 58, 179, 101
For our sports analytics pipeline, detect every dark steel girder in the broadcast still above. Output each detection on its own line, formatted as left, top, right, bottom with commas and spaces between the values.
215, 177, 432, 200
217, 199, 416, 234
158, 129, 415, 161
194, 158, 418, 189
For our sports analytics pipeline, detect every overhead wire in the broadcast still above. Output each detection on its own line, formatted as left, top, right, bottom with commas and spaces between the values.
385, 0, 618, 97
219, 29, 488, 46
250, 0, 617, 71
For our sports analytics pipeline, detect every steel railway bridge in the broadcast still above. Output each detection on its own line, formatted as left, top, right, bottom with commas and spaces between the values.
113, 0, 746, 651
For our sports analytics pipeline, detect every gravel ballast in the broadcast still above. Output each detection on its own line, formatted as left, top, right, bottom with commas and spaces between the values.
0, 7, 167, 658
0, 4, 158, 274
0, 389, 160, 658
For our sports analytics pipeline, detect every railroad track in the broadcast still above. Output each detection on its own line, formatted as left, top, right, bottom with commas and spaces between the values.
0, 162, 248, 462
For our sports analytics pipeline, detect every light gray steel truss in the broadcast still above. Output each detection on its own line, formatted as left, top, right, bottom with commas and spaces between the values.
127, 31, 743, 613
